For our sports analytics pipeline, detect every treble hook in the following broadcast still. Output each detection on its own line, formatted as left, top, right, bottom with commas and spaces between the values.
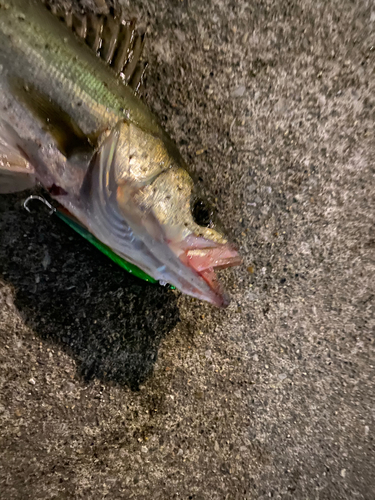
23, 195, 56, 215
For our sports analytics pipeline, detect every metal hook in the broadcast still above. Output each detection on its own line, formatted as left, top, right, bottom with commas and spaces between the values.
23, 195, 55, 215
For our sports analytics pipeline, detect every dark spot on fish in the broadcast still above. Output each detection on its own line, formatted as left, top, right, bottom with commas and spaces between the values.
49, 184, 68, 197
77, 101, 82, 107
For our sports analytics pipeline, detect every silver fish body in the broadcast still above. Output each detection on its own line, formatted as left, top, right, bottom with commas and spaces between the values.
0, 0, 241, 306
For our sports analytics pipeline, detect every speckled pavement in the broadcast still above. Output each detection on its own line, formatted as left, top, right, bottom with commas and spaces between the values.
0, 0, 374, 498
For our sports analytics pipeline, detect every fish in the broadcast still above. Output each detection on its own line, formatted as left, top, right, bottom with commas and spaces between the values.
0, 0, 241, 307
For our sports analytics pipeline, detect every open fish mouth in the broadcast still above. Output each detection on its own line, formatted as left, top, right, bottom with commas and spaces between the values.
177, 237, 242, 307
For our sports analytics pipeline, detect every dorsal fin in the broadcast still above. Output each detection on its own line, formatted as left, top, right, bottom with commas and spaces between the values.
43, 2, 147, 94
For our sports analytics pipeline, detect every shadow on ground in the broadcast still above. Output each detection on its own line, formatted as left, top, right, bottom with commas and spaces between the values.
0, 192, 180, 390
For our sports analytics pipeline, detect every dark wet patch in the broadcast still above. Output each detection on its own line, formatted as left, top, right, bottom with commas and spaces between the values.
0, 192, 179, 390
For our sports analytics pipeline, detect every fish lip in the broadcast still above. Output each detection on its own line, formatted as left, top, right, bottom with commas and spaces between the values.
180, 240, 242, 307
185, 245, 242, 273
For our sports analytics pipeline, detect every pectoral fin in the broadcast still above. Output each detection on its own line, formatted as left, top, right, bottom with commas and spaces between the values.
0, 120, 35, 194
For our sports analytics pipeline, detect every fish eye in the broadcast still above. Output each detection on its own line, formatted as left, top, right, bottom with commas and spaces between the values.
191, 197, 213, 227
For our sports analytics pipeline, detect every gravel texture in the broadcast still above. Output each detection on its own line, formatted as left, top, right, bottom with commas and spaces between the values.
0, 0, 374, 498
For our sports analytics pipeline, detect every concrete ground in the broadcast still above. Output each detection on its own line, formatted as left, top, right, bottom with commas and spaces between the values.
0, 0, 374, 498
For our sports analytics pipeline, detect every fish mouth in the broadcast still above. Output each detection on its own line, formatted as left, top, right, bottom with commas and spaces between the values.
178, 237, 242, 307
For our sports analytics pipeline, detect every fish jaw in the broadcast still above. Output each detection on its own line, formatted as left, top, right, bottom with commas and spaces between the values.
184, 243, 242, 273
174, 237, 242, 307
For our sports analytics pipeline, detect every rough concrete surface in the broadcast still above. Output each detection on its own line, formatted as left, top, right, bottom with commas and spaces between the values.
0, 0, 374, 498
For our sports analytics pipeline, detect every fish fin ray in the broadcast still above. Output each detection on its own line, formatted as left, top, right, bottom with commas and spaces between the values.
128, 61, 148, 95
0, 120, 35, 194
121, 32, 146, 86
86, 13, 104, 53
72, 12, 88, 39
43, 3, 147, 90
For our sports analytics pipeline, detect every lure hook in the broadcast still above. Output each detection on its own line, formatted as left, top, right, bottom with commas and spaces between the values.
23, 195, 55, 215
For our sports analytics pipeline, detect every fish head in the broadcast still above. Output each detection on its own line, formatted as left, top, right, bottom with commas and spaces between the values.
119, 163, 241, 306
85, 121, 242, 307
